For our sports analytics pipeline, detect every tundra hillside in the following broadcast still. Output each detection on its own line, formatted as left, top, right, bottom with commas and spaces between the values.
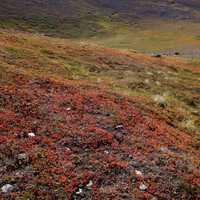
0, 1, 200, 199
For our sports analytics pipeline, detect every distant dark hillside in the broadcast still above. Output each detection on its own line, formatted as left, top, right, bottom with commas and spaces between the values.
0, 0, 103, 37
0, 0, 200, 37
92, 0, 200, 20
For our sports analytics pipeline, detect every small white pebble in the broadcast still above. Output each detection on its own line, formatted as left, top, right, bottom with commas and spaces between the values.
147, 72, 153, 76
28, 132, 35, 137
156, 81, 161, 86
76, 188, 83, 194
104, 150, 109, 154
15, 172, 21, 176
128, 154, 133, 159
97, 78, 101, 83
153, 95, 166, 105
164, 76, 169, 80
18, 153, 27, 160
66, 107, 71, 111
139, 183, 148, 191
145, 79, 150, 84
116, 125, 123, 129
86, 180, 93, 187
135, 170, 143, 177
1, 184, 14, 193
160, 146, 170, 153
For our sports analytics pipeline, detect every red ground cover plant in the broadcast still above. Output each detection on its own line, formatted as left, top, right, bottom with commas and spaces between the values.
0, 73, 199, 200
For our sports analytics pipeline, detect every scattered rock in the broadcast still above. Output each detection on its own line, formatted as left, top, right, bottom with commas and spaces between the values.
160, 146, 170, 153
115, 124, 124, 129
152, 54, 162, 58
174, 52, 180, 55
104, 150, 109, 154
97, 78, 101, 83
135, 170, 143, 177
146, 71, 153, 76
17, 153, 29, 166
139, 183, 148, 191
66, 107, 71, 111
169, 0, 176, 4
76, 188, 83, 195
156, 81, 161, 86
18, 153, 27, 160
1, 184, 14, 193
28, 132, 35, 137
145, 79, 150, 84
86, 180, 93, 188
153, 95, 167, 107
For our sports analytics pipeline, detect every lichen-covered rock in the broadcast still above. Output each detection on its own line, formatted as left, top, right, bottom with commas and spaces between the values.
1, 184, 14, 193
139, 183, 148, 191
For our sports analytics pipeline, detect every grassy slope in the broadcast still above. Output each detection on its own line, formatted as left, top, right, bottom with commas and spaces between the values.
2, 16, 200, 56
85, 19, 200, 53
0, 0, 105, 37
0, 29, 199, 200
0, 1, 200, 199
1, 0, 200, 55
0, 29, 199, 136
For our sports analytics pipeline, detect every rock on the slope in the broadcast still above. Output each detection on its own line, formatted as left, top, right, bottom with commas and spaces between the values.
135, 170, 143, 177
17, 153, 29, 166
139, 183, 148, 191
76, 188, 83, 195
17, 153, 27, 160
1, 184, 14, 193
153, 95, 167, 107
86, 180, 93, 188
28, 132, 35, 137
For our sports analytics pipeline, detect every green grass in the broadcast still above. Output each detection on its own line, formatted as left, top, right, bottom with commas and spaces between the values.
195, 35, 200, 40
1, 15, 200, 56
0, 15, 105, 38
85, 19, 200, 53
4, 47, 32, 59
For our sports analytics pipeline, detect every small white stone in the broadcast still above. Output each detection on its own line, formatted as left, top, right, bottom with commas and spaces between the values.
18, 153, 27, 160
76, 188, 83, 194
147, 71, 153, 76
156, 81, 161, 86
1, 184, 14, 193
86, 180, 93, 188
160, 146, 170, 153
28, 132, 35, 137
135, 170, 143, 177
153, 95, 166, 105
16, 172, 21, 176
97, 78, 101, 83
116, 125, 123, 129
104, 150, 109, 154
145, 79, 150, 84
139, 183, 148, 191
164, 76, 169, 80
66, 107, 71, 111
